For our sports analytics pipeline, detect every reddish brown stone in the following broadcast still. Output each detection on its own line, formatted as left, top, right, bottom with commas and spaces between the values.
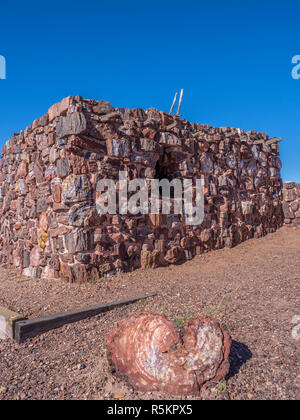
39, 212, 48, 232
107, 312, 231, 396
140, 247, 160, 269
283, 184, 300, 225
33, 162, 44, 184
283, 189, 295, 202
16, 161, 28, 179
149, 213, 167, 227
30, 247, 40, 267
48, 96, 74, 122
164, 246, 184, 264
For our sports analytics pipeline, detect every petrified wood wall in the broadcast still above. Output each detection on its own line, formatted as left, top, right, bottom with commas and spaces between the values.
282, 182, 300, 226
0, 96, 283, 282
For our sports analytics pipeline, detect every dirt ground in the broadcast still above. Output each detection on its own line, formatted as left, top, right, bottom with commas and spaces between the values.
0, 226, 299, 400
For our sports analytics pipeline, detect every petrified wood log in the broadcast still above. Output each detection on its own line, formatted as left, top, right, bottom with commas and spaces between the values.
107, 312, 231, 395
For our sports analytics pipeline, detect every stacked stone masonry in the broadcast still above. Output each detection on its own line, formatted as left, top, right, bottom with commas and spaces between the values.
282, 182, 300, 226
0, 96, 283, 282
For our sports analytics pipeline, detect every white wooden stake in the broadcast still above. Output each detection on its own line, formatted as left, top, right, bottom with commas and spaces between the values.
176, 89, 184, 116
169, 92, 178, 114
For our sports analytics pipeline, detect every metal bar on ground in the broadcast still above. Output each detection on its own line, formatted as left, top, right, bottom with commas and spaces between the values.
14, 292, 157, 344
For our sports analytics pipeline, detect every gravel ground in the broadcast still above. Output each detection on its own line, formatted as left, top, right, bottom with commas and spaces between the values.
0, 226, 299, 400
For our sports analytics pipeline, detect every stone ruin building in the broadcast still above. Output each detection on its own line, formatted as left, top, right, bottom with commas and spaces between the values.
0, 96, 284, 283
282, 182, 300, 226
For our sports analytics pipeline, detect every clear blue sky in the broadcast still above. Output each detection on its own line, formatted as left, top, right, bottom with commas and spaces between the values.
0, 0, 299, 181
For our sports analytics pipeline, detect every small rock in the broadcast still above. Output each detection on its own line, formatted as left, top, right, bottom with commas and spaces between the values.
78, 363, 86, 370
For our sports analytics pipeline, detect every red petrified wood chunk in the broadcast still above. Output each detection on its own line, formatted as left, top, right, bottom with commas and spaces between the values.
107, 312, 231, 396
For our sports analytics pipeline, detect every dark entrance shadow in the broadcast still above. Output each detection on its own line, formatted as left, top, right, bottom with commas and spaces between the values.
226, 340, 252, 380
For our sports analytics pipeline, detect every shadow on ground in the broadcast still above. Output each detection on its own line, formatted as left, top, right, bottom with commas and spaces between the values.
226, 340, 252, 380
